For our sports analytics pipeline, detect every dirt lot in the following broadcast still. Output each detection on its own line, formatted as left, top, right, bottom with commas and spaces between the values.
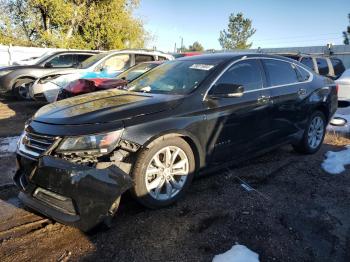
0, 100, 350, 262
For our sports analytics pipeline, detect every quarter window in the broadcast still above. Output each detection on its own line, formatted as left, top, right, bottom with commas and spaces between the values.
216, 60, 263, 92
316, 58, 329, 76
135, 54, 154, 64
263, 59, 299, 86
157, 56, 168, 61
295, 66, 311, 82
300, 57, 314, 70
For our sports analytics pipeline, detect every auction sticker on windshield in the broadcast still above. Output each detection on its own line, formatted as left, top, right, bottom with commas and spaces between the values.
189, 64, 215, 71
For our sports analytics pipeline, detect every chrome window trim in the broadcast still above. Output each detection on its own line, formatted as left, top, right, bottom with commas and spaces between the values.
203, 56, 314, 100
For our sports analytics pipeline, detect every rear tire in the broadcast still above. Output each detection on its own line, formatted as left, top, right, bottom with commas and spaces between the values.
12, 78, 35, 100
292, 111, 326, 154
130, 137, 195, 209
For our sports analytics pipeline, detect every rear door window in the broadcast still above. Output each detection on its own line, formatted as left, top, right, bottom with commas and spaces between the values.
330, 58, 345, 77
216, 59, 263, 92
316, 58, 329, 76
48, 54, 75, 67
300, 57, 314, 70
262, 59, 299, 86
135, 54, 154, 64
75, 54, 93, 64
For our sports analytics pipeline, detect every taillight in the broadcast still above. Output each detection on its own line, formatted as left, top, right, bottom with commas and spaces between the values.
336, 84, 339, 95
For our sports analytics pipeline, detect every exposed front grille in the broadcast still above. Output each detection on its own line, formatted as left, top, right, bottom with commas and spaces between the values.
18, 131, 58, 160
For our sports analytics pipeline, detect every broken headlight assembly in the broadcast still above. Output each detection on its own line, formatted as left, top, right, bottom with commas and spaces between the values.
56, 130, 123, 155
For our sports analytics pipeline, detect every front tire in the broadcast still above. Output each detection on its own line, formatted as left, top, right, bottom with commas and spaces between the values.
131, 137, 195, 209
293, 111, 326, 154
12, 78, 35, 100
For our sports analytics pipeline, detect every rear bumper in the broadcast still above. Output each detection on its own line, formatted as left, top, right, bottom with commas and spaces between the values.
14, 155, 133, 231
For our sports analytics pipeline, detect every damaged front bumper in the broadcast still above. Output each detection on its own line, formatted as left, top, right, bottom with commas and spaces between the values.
14, 155, 133, 231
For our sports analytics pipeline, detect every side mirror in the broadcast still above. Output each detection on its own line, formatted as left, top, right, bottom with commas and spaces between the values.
208, 83, 244, 99
44, 62, 53, 68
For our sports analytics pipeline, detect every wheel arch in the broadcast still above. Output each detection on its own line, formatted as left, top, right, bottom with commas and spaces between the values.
141, 131, 205, 172
314, 104, 330, 122
11, 75, 37, 89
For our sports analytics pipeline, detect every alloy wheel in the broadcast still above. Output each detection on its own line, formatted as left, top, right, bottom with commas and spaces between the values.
307, 116, 324, 149
16, 81, 33, 100
145, 146, 189, 201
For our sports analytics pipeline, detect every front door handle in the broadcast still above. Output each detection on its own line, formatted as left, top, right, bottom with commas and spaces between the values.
298, 88, 307, 96
257, 95, 271, 104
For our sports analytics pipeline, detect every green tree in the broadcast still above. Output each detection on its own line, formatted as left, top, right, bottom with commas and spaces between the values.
344, 13, 350, 45
0, 0, 147, 50
188, 41, 204, 51
218, 12, 256, 50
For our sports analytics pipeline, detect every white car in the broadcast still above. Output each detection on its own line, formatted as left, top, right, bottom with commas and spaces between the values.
327, 106, 350, 137
336, 68, 350, 101
29, 49, 173, 102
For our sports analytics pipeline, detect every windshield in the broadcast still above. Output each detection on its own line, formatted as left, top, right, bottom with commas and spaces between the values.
78, 53, 109, 69
118, 63, 160, 82
128, 60, 217, 94
35, 51, 56, 65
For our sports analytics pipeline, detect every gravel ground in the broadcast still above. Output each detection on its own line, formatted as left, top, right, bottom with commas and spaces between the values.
0, 100, 350, 262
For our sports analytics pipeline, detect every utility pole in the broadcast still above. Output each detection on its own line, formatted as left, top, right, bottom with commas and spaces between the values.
174, 42, 177, 53
180, 36, 183, 53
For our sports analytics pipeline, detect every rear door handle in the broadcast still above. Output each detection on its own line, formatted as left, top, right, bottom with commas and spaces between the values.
298, 88, 307, 96
257, 95, 271, 104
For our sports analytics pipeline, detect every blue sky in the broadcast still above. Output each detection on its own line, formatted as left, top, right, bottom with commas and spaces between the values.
135, 0, 349, 52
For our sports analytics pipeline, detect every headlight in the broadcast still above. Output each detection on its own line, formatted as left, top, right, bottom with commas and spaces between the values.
56, 130, 123, 154
0, 70, 12, 77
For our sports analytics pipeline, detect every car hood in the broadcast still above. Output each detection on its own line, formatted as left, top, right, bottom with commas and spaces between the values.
33, 89, 184, 125
0, 65, 39, 71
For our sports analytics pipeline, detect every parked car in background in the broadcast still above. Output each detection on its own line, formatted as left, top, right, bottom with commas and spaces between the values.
278, 53, 345, 80
28, 50, 173, 102
0, 50, 99, 99
15, 53, 337, 231
335, 68, 350, 101
30, 61, 163, 102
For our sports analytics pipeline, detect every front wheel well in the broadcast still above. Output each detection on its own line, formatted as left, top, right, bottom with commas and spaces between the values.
314, 105, 330, 122
12, 76, 36, 88
142, 133, 201, 172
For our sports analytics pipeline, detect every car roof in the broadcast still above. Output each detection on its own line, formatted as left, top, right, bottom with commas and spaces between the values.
49, 50, 100, 55
107, 49, 174, 58
176, 52, 296, 63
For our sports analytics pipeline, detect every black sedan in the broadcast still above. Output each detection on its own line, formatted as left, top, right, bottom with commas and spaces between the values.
14, 53, 337, 231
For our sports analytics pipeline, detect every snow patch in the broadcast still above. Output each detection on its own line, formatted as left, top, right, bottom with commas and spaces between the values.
0, 136, 19, 156
213, 244, 259, 262
322, 145, 350, 174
